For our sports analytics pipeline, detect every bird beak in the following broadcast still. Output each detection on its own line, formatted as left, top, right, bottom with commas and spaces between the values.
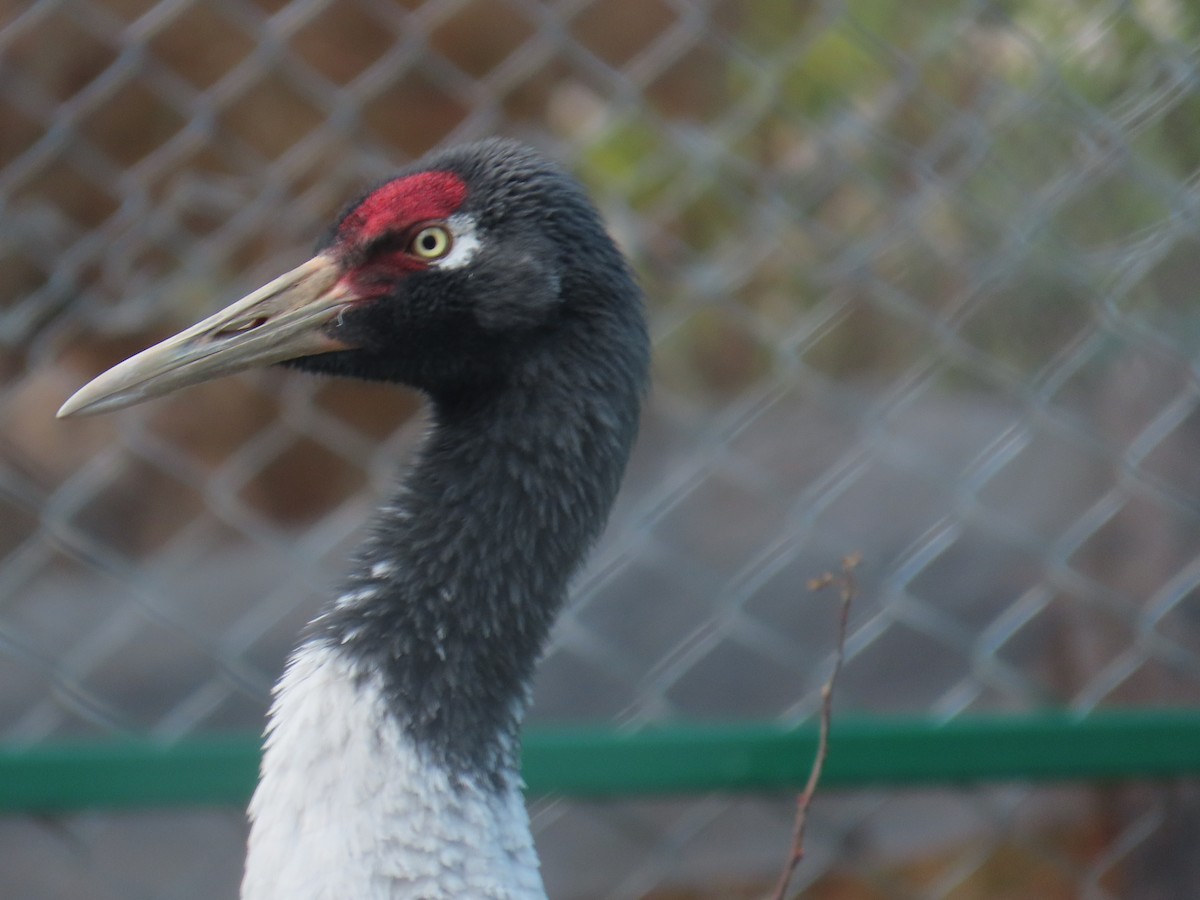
58, 254, 356, 418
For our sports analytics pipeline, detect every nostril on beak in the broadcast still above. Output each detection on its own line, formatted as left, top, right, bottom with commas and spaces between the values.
214, 316, 269, 339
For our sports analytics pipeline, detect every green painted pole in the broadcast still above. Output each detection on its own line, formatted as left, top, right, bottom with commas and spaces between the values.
522, 710, 1200, 794
1, 711, 1198, 812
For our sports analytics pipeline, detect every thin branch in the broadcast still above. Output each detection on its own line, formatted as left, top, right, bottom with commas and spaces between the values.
768, 551, 861, 900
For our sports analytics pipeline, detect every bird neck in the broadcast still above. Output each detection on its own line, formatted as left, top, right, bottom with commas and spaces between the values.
317, 323, 645, 784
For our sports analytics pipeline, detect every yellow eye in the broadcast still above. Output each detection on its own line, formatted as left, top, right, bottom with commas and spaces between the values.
411, 225, 452, 260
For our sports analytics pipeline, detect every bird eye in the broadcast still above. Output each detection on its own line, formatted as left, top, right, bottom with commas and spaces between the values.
411, 225, 452, 260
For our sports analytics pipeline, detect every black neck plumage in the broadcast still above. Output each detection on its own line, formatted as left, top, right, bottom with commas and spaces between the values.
316, 307, 647, 786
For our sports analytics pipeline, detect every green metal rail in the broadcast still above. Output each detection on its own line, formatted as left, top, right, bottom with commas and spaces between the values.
2, 711, 1198, 812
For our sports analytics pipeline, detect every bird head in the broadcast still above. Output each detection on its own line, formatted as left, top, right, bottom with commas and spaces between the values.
58, 139, 627, 418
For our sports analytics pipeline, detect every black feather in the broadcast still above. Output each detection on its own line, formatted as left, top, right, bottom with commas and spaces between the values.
298, 140, 649, 784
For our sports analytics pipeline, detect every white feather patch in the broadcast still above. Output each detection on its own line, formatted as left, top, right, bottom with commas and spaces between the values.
335, 586, 378, 610
242, 642, 545, 899
370, 561, 396, 579
433, 214, 482, 270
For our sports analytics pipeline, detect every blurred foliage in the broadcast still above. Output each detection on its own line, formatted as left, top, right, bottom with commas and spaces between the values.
567, 0, 1200, 400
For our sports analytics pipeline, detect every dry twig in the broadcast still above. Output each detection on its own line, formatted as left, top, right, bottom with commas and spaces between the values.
767, 552, 861, 900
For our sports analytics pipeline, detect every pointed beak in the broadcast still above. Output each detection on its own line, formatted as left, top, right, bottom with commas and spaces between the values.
58, 254, 356, 418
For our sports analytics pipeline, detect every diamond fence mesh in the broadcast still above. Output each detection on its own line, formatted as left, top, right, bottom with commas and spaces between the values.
3, 0, 1200, 897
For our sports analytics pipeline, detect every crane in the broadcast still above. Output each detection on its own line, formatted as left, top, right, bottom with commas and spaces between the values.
59, 138, 650, 899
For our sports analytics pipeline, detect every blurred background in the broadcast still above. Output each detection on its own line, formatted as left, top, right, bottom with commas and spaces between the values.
3, 0, 1200, 897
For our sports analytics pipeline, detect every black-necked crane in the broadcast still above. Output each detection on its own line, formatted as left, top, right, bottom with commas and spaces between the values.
59, 139, 649, 899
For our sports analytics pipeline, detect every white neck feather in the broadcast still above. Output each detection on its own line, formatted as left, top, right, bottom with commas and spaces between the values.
241, 642, 546, 900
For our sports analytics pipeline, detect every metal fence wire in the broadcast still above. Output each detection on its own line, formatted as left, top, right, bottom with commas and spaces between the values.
3, 0, 1200, 897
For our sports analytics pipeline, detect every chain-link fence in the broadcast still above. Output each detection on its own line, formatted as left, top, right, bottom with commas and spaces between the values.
4, 0, 1200, 897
